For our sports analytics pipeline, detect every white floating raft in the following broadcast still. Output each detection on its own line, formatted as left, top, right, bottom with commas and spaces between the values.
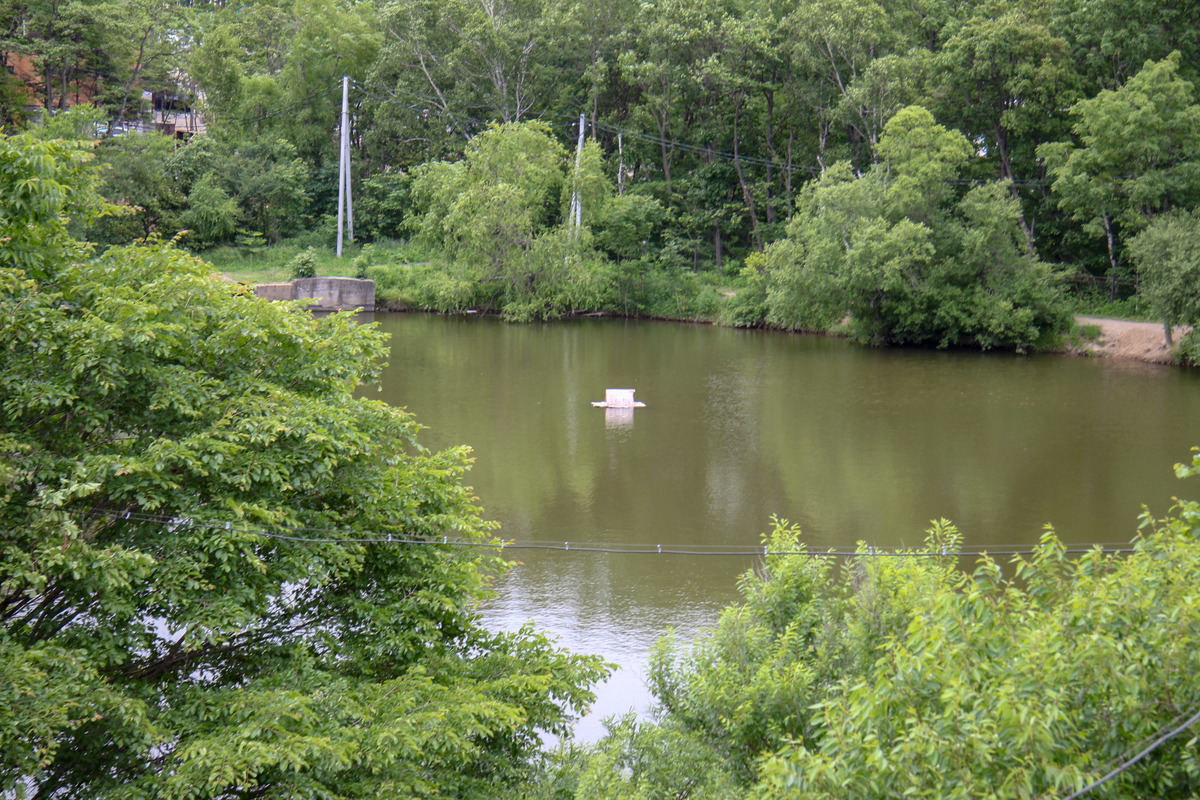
591, 388, 646, 408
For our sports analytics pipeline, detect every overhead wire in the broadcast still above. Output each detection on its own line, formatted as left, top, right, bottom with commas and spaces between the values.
1059, 703, 1200, 800
347, 79, 1051, 189
47, 65, 1049, 191
12, 502, 1139, 559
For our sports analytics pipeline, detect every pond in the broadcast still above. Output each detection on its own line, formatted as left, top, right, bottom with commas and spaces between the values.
368, 312, 1200, 740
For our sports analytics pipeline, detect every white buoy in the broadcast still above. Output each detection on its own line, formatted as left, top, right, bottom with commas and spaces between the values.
591, 388, 646, 408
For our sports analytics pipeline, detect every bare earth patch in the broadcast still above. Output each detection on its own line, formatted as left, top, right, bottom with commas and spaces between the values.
1075, 316, 1189, 364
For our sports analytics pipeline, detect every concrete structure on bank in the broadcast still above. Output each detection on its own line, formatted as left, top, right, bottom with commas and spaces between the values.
254, 277, 375, 312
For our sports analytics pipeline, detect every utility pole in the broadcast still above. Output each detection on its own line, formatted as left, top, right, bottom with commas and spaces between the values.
337, 75, 351, 257
570, 112, 585, 231
345, 87, 354, 244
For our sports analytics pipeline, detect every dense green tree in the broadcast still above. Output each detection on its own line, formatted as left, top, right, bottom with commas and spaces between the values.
931, 8, 1080, 252
407, 121, 616, 319
1041, 52, 1200, 292
1127, 210, 1200, 353
0, 131, 102, 274
1, 0, 183, 126
764, 106, 1069, 349
177, 171, 240, 249
188, 23, 247, 126
0, 130, 608, 799
367, 0, 554, 171
540, 0, 637, 125
222, 137, 312, 243
0, 34, 27, 127
758, 492, 1200, 798
5, 0, 102, 112
410, 121, 567, 266
87, 132, 185, 242
275, 0, 379, 165
1050, 0, 1200, 92
783, 0, 900, 161
614, 0, 713, 199
89, 0, 185, 129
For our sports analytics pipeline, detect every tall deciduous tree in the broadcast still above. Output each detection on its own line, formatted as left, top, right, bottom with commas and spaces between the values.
764, 106, 1068, 349
1040, 52, 1200, 292
408, 121, 616, 319
276, 0, 380, 166
0, 131, 608, 799
369, 0, 551, 170
932, 8, 1080, 253
1127, 210, 1200, 351
90, 0, 185, 130
1050, 0, 1200, 92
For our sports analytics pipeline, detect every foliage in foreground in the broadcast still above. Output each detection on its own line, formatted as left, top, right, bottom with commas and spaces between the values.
0, 131, 609, 799
581, 474, 1200, 799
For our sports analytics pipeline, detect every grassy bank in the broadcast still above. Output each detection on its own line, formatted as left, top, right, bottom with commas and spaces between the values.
199, 239, 1151, 332
201, 239, 420, 284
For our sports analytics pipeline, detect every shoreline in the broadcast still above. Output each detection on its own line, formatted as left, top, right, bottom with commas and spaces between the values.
279, 288, 1189, 367
1073, 316, 1188, 365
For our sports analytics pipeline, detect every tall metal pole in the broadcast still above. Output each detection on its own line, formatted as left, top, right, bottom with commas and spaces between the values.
345, 80, 354, 244
345, 149, 354, 243
572, 112, 585, 230
337, 75, 349, 257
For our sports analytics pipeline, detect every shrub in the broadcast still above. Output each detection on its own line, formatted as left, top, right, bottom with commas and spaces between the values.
287, 247, 317, 280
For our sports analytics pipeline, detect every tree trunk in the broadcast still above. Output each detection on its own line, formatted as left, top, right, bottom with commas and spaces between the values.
115, 29, 153, 129
786, 123, 795, 219
764, 87, 776, 226
995, 125, 1036, 257
1103, 213, 1119, 301
732, 92, 762, 252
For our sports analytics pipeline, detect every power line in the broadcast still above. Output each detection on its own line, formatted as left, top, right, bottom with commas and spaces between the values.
1060, 703, 1200, 800
348, 82, 1051, 190
11, 503, 1139, 559
587, 117, 823, 178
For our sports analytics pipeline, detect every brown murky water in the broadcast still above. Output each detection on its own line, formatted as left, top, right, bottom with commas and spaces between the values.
368, 313, 1200, 740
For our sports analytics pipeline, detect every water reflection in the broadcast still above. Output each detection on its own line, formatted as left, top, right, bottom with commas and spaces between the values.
368, 314, 1200, 740
604, 406, 636, 429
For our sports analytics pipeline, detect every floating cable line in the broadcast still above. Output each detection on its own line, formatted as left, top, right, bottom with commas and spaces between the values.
12, 503, 1139, 559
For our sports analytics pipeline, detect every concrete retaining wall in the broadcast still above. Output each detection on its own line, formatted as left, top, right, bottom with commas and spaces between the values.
254, 277, 375, 312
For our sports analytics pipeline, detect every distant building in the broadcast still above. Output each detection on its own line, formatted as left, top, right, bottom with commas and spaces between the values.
151, 90, 206, 140
3, 51, 204, 139
5, 51, 99, 117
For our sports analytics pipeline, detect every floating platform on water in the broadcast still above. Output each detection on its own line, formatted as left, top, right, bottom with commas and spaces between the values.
591, 389, 646, 408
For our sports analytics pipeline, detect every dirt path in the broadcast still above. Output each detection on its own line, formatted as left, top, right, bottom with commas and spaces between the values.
1075, 316, 1189, 364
